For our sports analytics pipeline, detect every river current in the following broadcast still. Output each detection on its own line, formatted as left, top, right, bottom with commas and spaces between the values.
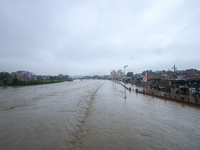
0, 80, 200, 150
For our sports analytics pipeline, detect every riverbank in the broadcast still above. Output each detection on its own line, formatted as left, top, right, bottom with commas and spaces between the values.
0, 79, 66, 87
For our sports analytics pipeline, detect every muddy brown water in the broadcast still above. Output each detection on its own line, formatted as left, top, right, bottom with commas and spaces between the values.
0, 80, 200, 150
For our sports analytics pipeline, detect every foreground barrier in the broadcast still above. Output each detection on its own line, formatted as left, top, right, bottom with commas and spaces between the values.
115, 81, 131, 92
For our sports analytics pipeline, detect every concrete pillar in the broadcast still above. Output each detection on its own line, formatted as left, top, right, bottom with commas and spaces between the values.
164, 93, 166, 98
181, 95, 184, 101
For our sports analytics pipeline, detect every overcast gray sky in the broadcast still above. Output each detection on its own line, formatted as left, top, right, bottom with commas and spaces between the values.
0, 0, 200, 76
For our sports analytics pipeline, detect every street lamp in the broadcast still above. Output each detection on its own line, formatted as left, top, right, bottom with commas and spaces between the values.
115, 71, 116, 89
124, 65, 128, 98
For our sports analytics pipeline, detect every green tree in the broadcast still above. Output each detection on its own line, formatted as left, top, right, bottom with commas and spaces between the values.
127, 72, 133, 77
0, 72, 11, 86
12, 78, 18, 85
65, 75, 69, 81
155, 82, 161, 89
165, 85, 171, 93
12, 73, 18, 85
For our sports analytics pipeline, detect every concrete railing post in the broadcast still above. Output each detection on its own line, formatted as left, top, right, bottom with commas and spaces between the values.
181, 95, 184, 101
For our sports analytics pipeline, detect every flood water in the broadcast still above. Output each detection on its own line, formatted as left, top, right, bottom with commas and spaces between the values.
0, 80, 200, 150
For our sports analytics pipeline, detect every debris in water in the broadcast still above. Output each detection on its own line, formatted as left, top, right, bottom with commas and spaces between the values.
83, 131, 87, 135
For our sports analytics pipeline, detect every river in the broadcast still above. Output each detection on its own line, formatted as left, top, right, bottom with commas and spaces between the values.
0, 80, 200, 150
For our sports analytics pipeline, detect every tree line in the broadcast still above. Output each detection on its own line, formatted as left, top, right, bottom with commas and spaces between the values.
0, 72, 69, 86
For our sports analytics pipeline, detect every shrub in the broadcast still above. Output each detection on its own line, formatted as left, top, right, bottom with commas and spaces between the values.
165, 85, 171, 93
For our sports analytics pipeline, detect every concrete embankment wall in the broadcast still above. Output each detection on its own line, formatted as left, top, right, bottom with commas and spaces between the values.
115, 81, 200, 107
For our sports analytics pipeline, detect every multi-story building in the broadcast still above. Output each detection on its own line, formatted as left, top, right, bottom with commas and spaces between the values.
13, 70, 37, 80
110, 69, 125, 80
110, 70, 116, 80
117, 69, 124, 79
143, 71, 155, 87
186, 69, 196, 76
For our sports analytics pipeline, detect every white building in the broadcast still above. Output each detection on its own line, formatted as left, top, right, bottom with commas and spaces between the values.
110, 70, 116, 79
117, 69, 124, 79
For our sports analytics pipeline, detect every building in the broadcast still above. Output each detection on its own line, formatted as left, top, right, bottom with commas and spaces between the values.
186, 69, 196, 76
13, 70, 37, 81
110, 70, 116, 80
117, 69, 124, 79
143, 72, 154, 83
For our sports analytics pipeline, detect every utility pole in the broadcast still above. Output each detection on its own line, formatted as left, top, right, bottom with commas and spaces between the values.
172, 65, 177, 88
172, 65, 177, 73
